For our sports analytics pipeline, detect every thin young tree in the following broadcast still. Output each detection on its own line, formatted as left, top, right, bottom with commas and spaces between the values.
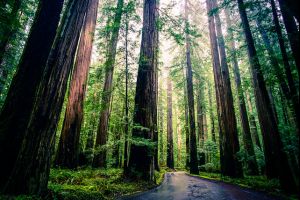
245, 92, 261, 150
225, 9, 258, 175
93, 0, 124, 168
167, 75, 174, 169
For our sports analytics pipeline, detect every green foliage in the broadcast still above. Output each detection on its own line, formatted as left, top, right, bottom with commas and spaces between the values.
48, 168, 157, 200
194, 172, 298, 199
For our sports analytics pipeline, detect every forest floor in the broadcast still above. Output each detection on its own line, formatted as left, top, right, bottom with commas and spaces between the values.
0, 168, 297, 200
122, 172, 290, 200
0, 168, 167, 200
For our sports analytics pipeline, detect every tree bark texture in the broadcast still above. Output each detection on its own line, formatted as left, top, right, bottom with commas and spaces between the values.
206, 0, 242, 178
126, 0, 158, 181
54, 0, 99, 169
2, 0, 88, 194
0, 0, 64, 191
185, 0, 199, 175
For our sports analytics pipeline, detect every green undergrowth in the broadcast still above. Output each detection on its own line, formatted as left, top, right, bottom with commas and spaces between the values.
193, 172, 298, 200
0, 168, 167, 200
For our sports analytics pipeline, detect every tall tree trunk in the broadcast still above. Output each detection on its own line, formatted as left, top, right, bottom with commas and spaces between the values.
208, 81, 216, 142
245, 92, 261, 150
225, 10, 258, 175
270, 0, 299, 131
126, 0, 158, 181
197, 84, 205, 166
167, 76, 174, 169
277, 0, 300, 77
55, 0, 99, 169
158, 73, 164, 165
123, 12, 129, 172
183, 72, 190, 169
153, 0, 160, 172
0, 0, 64, 191
177, 109, 182, 164
206, 0, 242, 178
2, 0, 88, 194
86, 117, 96, 150
237, 0, 297, 193
256, 17, 299, 134
185, 0, 199, 175
197, 87, 204, 148
93, 0, 124, 168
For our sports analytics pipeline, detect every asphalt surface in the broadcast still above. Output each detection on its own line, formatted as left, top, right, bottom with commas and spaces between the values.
122, 172, 281, 200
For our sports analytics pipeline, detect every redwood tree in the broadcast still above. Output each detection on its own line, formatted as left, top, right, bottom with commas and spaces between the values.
167, 76, 174, 169
54, 0, 99, 169
126, 0, 158, 181
184, 0, 198, 175
237, 0, 297, 192
2, 0, 89, 194
206, 0, 242, 178
0, 0, 64, 190
225, 9, 258, 175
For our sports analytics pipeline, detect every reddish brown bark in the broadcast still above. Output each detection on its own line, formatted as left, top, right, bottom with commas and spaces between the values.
206, 0, 242, 178
2, 0, 89, 194
167, 76, 174, 169
185, 0, 199, 175
126, 0, 158, 181
0, 0, 64, 191
54, 0, 99, 169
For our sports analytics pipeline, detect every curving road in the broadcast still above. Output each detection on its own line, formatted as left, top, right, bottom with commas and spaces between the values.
122, 172, 282, 200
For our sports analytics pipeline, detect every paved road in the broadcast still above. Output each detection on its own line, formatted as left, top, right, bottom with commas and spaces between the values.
122, 172, 281, 200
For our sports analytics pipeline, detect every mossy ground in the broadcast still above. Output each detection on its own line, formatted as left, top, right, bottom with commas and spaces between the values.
191, 171, 298, 200
0, 167, 167, 200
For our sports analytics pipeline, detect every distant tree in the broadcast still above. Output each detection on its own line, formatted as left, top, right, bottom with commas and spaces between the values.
93, 0, 124, 168
167, 76, 174, 169
225, 9, 258, 175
